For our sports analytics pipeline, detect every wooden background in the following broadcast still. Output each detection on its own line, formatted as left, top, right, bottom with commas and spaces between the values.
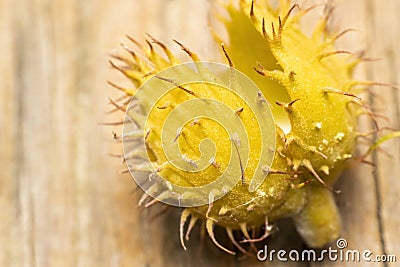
0, 0, 399, 266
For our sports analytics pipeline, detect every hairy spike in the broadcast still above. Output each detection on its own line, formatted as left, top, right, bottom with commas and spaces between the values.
291, 180, 313, 189
360, 159, 376, 167
239, 223, 251, 240
308, 146, 327, 160
185, 216, 199, 241
109, 59, 127, 75
269, 169, 302, 175
108, 52, 129, 63
120, 43, 139, 62
275, 98, 300, 111
138, 184, 161, 207
108, 153, 123, 159
374, 146, 393, 159
254, 65, 265, 76
125, 34, 142, 48
226, 228, 248, 255
356, 127, 393, 138
180, 209, 191, 251
206, 219, 235, 255
303, 3, 326, 15
352, 81, 400, 91
254, 63, 287, 82
115, 93, 132, 102
154, 75, 196, 96
145, 33, 177, 64
205, 202, 214, 220
303, 159, 340, 193
144, 191, 172, 208
323, 87, 362, 101
284, 136, 327, 159
145, 33, 164, 48
173, 39, 201, 61
105, 107, 123, 115
261, 17, 270, 41
249, 0, 256, 21
119, 168, 130, 174
206, 190, 217, 221
145, 39, 154, 51
221, 43, 234, 68
240, 216, 272, 243
231, 136, 245, 184
138, 193, 150, 207
361, 112, 390, 122
239, 223, 258, 252
348, 100, 379, 130
98, 120, 125, 126
318, 50, 353, 60
144, 197, 159, 208
278, 16, 283, 37
271, 22, 276, 40
107, 80, 136, 96
331, 28, 357, 42
108, 97, 127, 112
315, 2, 335, 36
281, 4, 300, 28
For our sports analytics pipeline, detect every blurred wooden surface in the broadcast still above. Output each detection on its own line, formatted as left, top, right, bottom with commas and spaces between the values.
0, 0, 399, 266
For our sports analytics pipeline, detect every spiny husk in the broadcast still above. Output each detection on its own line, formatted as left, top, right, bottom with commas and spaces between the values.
109, 0, 389, 254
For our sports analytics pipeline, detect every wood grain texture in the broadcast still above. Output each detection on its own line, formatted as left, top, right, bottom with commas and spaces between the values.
0, 0, 398, 267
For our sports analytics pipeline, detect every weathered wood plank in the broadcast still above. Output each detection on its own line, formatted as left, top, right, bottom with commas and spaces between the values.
0, 0, 399, 267
0, 0, 21, 266
365, 1, 400, 266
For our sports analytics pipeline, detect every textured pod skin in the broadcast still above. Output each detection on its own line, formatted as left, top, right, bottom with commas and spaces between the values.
108, 0, 386, 254
219, 0, 360, 247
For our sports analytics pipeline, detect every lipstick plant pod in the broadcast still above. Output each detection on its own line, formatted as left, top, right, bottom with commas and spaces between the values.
108, 0, 400, 255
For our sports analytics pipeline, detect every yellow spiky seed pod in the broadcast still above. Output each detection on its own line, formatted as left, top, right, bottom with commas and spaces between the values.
108, 0, 400, 255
